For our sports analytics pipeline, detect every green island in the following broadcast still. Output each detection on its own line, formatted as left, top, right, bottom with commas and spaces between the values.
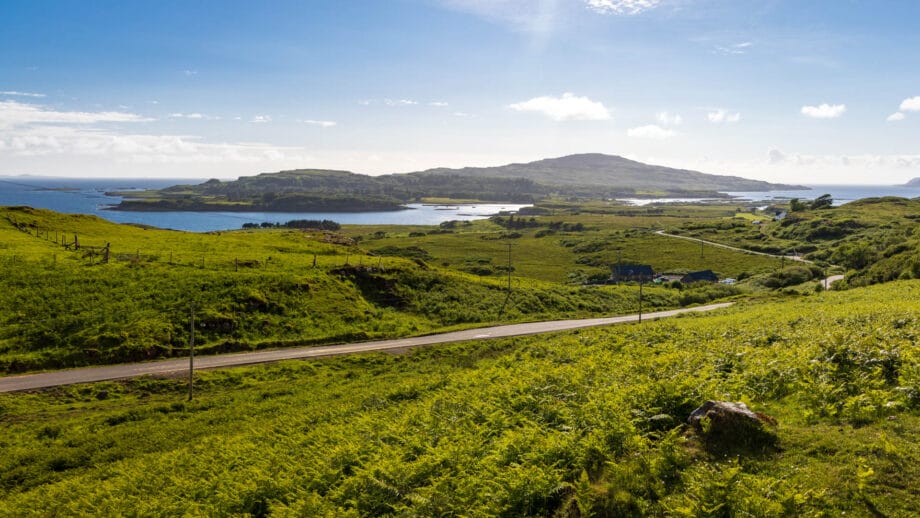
1, 192, 919, 516
107, 154, 806, 212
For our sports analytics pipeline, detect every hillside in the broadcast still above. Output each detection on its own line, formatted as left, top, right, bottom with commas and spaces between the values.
0, 206, 765, 373
110, 154, 803, 211
1, 281, 917, 515
412, 153, 806, 192
668, 196, 920, 287
905, 177, 920, 187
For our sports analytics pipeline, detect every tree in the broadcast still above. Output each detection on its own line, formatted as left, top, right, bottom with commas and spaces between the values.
789, 198, 807, 212
810, 194, 833, 210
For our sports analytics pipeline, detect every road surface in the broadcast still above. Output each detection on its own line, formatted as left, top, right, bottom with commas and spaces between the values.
0, 302, 733, 393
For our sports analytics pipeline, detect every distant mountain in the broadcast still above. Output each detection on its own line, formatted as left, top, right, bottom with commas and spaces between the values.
410, 153, 805, 193
111, 153, 806, 212
905, 177, 920, 187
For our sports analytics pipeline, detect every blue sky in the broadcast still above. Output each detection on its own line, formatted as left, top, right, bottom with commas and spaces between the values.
1, 0, 918, 183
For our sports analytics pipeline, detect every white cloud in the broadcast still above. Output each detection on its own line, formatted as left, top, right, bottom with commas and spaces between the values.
0, 100, 151, 128
765, 147, 920, 169
384, 99, 418, 106
707, 109, 741, 123
0, 90, 46, 98
715, 42, 752, 55
183, 69, 198, 76
169, 112, 205, 119
250, 115, 272, 123
0, 122, 305, 164
586, 0, 662, 15
887, 112, 905, 122
508, 92, 610, 121
656, 111, 682, 126
767, 148, 787, 164
801, 103, 846, 119
627, 124, 675, 139
300, 119, 337, 128
900, 96, 920, 111
429, 101, 449, 107
438, 0, 562, 35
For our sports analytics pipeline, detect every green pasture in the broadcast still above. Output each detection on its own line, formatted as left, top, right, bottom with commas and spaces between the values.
0, 281, 917, 516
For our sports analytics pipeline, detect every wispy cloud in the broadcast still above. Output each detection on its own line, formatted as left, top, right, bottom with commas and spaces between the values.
183, 69, 198, 76
429, 101, 449, 107
169, 112, 205, 119
767, 147, 920, 169
300, 119, 337, 128
900, 96, 920, 111
0, 101, 304, 165
627, 124, 675, 139
250, 115, 272, 123
0, 100, 151, 127
707, 109, 741, 123
508, 92, 610, 121
887, 112, 905, 122
801, 103, 846, 119
438, 0, 563, 36
715, 41, 752, 55
656, 111, 682, 126
0, 90, 46, 98
585, 0, 662, 15
384, 99, 418, 106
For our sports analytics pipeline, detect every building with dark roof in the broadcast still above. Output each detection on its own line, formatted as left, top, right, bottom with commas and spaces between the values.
681, 270, 719, 284
611, 264, 655, 282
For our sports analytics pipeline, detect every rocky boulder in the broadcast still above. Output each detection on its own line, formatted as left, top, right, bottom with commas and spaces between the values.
688, 400, 778, 450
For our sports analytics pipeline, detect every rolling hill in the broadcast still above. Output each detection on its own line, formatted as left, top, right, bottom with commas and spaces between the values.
111, 154, 805, 211
412, 153, 805, 192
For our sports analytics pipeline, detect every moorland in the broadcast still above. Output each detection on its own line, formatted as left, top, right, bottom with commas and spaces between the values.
1, 187, 919, 516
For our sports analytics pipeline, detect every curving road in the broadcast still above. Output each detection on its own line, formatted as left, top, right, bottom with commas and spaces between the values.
654, 230, 812, 263
0, 302, 734, 393
655, 230, 844, 286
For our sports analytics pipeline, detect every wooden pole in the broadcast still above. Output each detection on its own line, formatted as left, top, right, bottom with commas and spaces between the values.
506, 243, 512, 294
188, 302, 195, 401
638, 281, 643, 323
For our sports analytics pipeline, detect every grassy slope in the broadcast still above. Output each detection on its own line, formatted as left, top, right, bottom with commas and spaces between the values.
1, 206, 760, 373
670, 197, 920, 286
0, 281, 917, 515
348, 211, 782, 284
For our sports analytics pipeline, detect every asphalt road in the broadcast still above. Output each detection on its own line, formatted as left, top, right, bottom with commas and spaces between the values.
0, 302, 734, 393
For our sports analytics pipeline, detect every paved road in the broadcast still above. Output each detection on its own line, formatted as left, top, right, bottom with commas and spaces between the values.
654, 230, 812, 263
0, 302, 734, 393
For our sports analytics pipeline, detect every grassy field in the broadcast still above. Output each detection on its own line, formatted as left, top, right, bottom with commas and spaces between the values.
1, 206, 757, 373
666, 197, 920, 287
0, 281, 916, 515
346, 213, 782, 284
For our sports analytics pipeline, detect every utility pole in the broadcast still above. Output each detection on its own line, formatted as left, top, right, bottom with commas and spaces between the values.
506, 243, 513, 293
188, 302, 195, 401
638, 279, 644, 323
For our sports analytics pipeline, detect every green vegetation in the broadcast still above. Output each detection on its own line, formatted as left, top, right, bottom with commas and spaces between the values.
668, 196, 920, 287
1, 206, 758, 373
1, 281, 917, 515
110, 154, 803, 211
